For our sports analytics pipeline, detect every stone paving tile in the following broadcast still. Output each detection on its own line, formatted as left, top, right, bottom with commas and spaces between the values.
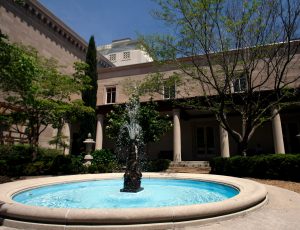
179, 185, 300, 230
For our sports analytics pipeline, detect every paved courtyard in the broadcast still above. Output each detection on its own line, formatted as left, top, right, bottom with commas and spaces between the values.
183, 185, 300, 230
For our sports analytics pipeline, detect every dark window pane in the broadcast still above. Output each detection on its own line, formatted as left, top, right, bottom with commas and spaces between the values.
197, 128, 205, 148
206, 127, 214, 148
111, 90, 116, 103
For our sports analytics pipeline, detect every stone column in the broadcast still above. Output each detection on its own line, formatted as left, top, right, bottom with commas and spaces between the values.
272, 108, 285, 154
62, 123, 71, 155
173, 109, 182, 162
219, 124, 230, 158
95, 114, 104, 150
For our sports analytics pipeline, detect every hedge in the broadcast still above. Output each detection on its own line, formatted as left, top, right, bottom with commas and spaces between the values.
0, 145, 171, 177
210, 154, 300, 181
146, 159, 171, 172
89, 149, 120, 173
0, 144, 84, 176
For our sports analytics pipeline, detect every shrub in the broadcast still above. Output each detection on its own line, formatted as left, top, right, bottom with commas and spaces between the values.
210, 154, 300, 181
146, 159, 171, 172
91, 149, 116, 165
0, 160, 8, 175
0, 144, 87, 176
90, 149, 119, 173
70, 155, 85, 174
49, 154, 85, 175
49, 155, 71, 175
0, 144, 33, 176
24, 161, 46, 175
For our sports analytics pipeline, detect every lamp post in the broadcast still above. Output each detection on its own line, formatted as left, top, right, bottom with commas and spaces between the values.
83, 133, 95, 166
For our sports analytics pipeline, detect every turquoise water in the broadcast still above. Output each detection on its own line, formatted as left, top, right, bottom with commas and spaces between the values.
13, 179, 239, 209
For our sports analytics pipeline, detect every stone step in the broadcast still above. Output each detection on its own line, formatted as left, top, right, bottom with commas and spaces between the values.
169, 161, 210, 168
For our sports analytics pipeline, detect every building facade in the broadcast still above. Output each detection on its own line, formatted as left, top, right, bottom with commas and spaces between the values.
94, 56, 300, 161
1, 0, 299, 161
97, 38, 153, 67
0, 0, 112, 153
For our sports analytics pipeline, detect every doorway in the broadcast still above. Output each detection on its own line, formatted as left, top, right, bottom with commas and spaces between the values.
195, 126, 216, 159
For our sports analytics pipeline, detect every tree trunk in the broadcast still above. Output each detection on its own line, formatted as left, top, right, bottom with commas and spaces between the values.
238, 139, 248, 156
30, 122, 40, 161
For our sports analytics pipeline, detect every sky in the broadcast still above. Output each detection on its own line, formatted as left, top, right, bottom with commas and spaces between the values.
39, 0, 169, 46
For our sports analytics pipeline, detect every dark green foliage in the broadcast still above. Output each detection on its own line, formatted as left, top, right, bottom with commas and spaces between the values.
49, 155, 72, 175
70, 154, 85, 174
146, 159, 171, 172
90, 149, 120, 173
80, 36, 98, 140
92, 149, 116, 165
0, 34, 92, 157
82, 36, 97, 109
24, 161, 46, 176
0, 144, 85, 176
48, 154, 85, 175
0, 145, 33, 176
210, 154, 300, 181
0, 160, 8, 175
106, 96, 172, 144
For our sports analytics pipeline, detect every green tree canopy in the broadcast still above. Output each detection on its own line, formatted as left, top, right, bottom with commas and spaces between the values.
141, 0, 300, 155
80, 35, 98, 141
106, 95, 172, 146
0, 34, 94, 158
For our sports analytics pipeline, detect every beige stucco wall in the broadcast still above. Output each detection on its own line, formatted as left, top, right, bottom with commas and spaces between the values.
97, 51, 299, 158
0, 5, 81, 74
97, 50, 300, 107
97, 64, 203, 106
0, 2, 85, 150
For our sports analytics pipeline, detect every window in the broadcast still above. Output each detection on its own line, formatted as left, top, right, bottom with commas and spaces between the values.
163, 81, 176, 99
123, 51, 130, 60
109, 54, 116, 62
233, 75, 247, 92
106, 87, 116, 104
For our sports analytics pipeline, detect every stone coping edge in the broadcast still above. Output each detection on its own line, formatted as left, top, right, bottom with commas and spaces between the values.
0, 173, 267, 226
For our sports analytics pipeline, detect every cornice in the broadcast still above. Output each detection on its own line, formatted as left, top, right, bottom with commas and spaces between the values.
0, 0, 87, 59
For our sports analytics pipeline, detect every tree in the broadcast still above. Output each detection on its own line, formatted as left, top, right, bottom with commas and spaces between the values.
80, 35, 98, 140
106, 95, 172, 158
141, 0, 300, 155
0, 35, 93, 158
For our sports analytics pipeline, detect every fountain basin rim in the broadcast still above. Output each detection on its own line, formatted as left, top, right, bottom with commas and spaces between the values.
0, 173, 267, 225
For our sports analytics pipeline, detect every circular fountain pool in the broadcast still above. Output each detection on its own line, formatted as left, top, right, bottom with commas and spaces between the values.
13, 179, 239, 209
0, 173, 267, 229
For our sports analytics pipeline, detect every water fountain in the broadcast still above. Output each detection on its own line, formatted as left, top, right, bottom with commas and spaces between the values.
119, 97, 144, 192
120, 139, 143, 192
117, 97, 143, 192
0, 98, 268, 229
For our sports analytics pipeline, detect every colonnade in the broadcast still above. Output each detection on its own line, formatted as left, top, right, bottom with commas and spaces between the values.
94, 108, 286, 161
